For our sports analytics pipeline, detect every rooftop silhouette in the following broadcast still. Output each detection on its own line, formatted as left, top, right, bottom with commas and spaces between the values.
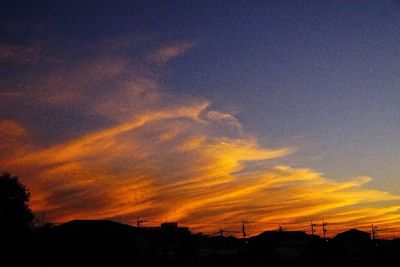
2, 218, 400, 266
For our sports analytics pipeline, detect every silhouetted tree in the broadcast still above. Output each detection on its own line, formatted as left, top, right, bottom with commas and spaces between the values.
0, 172, 34, 237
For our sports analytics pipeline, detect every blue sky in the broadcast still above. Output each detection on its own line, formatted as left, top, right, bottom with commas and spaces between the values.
1, 1, 400, 233
9, 0, 397, 191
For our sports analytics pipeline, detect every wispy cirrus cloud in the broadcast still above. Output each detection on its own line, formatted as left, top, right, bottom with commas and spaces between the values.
0, 42, 41, 64
0, 119, 27, 137
147, 41, 196, 64
2, 104, 400, 237
206, 110, 242, 128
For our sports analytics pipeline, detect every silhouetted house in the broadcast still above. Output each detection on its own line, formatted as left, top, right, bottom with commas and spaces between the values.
377, 238, 400, 260
373, 239, 399, 260
46, 220, 139, 263
249, 231, 320, 258
334, 229, 371, 256
44, 220, 195, 264
160, 222, 190, 234
161, 222, 178, 229
144, 222, 191, 241
196, 235, 241, 259
102, 221, 192, 261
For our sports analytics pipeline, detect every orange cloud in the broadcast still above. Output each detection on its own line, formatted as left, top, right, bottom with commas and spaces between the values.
0, 119, 30, 157
2, 105, 400, 238
0, 119, 27, 137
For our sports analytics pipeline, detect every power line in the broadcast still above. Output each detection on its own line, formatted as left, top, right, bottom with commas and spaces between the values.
112, 218, 399, 238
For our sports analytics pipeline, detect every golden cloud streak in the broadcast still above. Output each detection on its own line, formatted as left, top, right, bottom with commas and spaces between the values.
2, 108, 400, 238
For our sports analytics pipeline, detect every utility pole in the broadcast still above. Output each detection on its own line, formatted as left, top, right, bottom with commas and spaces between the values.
371, 224, 377, 240
242, 219, 248, 240
136, 216, 143, 228
242, 220, 246, 239
322, 221, 328, 240
310, 221, 317, 235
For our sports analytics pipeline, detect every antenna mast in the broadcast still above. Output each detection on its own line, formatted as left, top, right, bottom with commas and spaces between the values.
322, 221, 328, 239
136, 216, 143, 228
310, 221, 317, 235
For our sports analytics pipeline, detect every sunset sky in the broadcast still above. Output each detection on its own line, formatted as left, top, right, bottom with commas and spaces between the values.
1, 1, 400, 237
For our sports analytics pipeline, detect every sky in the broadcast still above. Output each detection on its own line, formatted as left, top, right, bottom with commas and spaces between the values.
1, 0, 400, 237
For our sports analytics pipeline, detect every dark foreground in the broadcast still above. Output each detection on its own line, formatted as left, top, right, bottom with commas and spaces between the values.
2, 220, 400, 267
